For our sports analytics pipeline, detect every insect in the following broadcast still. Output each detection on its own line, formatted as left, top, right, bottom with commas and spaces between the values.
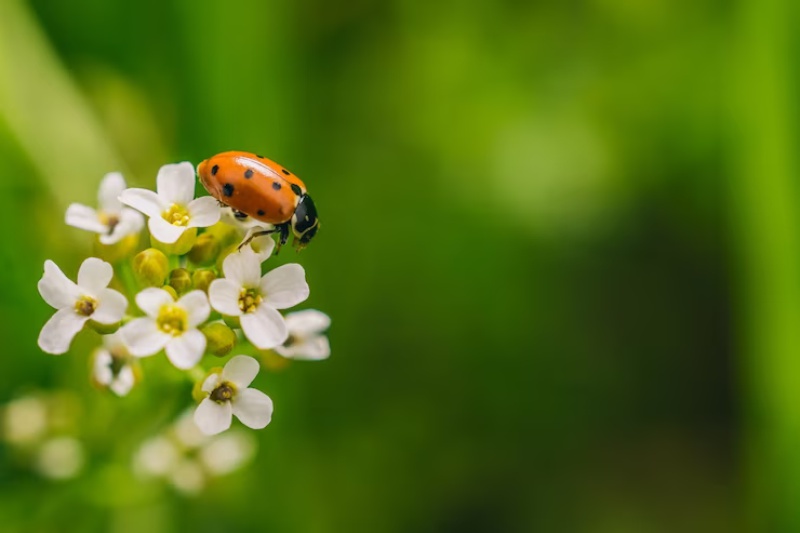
197, 151, 319, 252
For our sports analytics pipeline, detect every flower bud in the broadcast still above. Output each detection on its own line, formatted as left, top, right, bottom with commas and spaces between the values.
151, 227, 197, 256
260, 349, 291, 371
161, 285, 178, 300
133, 248, 169, 288
93, 234, 139, 264
192, 269, 216, 293
188, 233, 222, 266
201, 323, 236, 357
216, 244, 238, 272
89, 321, 120, 335
206, 221, 241, 248
223, 314, 241, 329
168, 268, 192, 295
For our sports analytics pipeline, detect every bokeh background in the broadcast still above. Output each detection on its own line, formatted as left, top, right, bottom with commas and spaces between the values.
0, 0, 796, 531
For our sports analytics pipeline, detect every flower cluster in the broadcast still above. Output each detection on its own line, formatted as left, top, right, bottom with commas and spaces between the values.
37, 164, 331, 441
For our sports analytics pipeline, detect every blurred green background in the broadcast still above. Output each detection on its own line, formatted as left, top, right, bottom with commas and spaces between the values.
1, 0, 797, 531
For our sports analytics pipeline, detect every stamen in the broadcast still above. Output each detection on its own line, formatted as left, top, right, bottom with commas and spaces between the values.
98, 211, 120, 235
162, 204, 191, 227
156, 304, 188, 336
74, 295, 97, 316
238, 288, 263, 313
210, 382, 236, 403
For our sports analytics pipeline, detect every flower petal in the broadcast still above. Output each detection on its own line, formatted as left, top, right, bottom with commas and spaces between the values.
135, 287, 174, 317
221, 355, 260, 389
110, 366, 135, 396
260, 264, 309, 309
165, 329, 206, 369
221, 248, 261, 287
194, 399, 232, 436
98, 172, 126, 213
65, 204, 106, 234
99, 208, 144, 245
148, 216, 186, 244
157, 162, 196, 205
38, 260, 80, 309
275, 335, 331, 361
201, 373, 221, 394
121, 318, 171, 357
251, 234, 276, 263
93, 350, 113, 385
240, 305, 288, 349
186, 196, 221, 228
119, 188, 166, 218
232, 388, 273, 429
208, 279, 244, 317
284, 309, 331, 335
91, 288, 128, 324
77, 257, 113, 293
177, 290, 210, 327
38, 308, 89, 355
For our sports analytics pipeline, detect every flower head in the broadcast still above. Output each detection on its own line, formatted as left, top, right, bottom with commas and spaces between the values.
274, 310, 331, 360
65, 172, 144, 245
120, 288, 210, 369
37, 258, 128, 354
209, 248, 309, 349
119, 162, 220, 244
194, 355, 273, 435
92, 332, 137, 396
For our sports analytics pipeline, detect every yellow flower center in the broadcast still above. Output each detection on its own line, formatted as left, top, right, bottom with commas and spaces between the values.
238, 288, 262, 313
74, 295, 98, 316
98, 211, 120, 235
162, 204, 190, 226
210, 381, 236, 404
156, 304, 188, 336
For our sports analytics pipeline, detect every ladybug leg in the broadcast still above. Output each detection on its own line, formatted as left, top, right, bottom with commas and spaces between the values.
238, 226, 278, 250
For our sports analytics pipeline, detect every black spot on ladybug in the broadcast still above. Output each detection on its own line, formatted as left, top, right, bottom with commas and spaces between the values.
281, 169, 290, 175
290, 184, 302, 196
223, 183, 234, 197
272, 182, 282, 191
244, 169, 254, 179
257, 209, 265, 216
256, 154, 264, 159
211, 164, 219, 176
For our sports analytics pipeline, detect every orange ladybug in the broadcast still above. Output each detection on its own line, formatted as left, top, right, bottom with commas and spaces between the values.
197, 151, 319, 250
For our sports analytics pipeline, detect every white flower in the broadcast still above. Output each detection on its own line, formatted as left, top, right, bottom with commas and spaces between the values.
119, 162, 220, 244
208, 248, 309, 349
37, 258, 128, 355
194, 355, 273, 436
65, 172, 144, 245
3, 395, 48, 446
35, 437, 85, 480
92, 332, 136, 396
120, 288, 210, 369
274, 310, 331, 361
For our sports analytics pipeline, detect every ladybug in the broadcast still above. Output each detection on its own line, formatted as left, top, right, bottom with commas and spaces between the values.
197, 151, 319, 251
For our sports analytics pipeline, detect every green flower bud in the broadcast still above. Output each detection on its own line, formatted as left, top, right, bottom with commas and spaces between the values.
201, 323, 237, 357
168, 268, 192, 295
132, 248, 169, 288
88, 320, 120, 335
260, 349, 291, 371
93, 233, 140, 264
216, 244, 238, 272
192, 269, 217, 293
161, 285, 178, 300
151, 227, 197, 256
223, 314, 241, 329
188, 233, 222, 266
205, 221, 241, 248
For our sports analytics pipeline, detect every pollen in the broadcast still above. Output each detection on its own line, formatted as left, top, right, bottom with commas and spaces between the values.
238, 288, 263, 313
74, 295, 98, 316
162, 204, 191, 226
98, 211, 120, 235
210, 382, 236, 403
156, 304, 188, 336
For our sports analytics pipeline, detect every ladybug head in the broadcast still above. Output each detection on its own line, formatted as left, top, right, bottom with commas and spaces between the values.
291, 194, 319, 250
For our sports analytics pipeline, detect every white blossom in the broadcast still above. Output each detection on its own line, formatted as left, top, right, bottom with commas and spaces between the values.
65, 172, 144, 244
274, 309, 331, 360
92, 332, 136, 396
119, 162, 220, 244
37, 258, 128, 355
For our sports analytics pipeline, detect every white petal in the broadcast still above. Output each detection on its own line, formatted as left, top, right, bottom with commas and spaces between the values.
186, 197, 221, 228
38, 260, 80, 309
121, 318, 170, 357
91, 288, 128, 324
251, 234, 276, 262
222, 248, 261, 287
119, 188, 166, 218
165, 330, 206, 369
194, 399, 232, 436
135, 287, 174, 317
93, 350, 113, 385
110, 366, 135, 396
208, 279, 244, 317
77, 257, 113, 293
177, 290, 210, 327
275, 335, 331, 361
65, 204, 106, 234
201, 373, 221, 394
148, 216, 186, 244
99, 208, 144, 245
260, 264, 309, 309
98, 172, 126, 212
157, 162, 196, 205
240, 305, 288, 349
221, 355, 260, 389
232, 388, 273, 429
284, 309, 331, 335
38, 308, 89, 355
